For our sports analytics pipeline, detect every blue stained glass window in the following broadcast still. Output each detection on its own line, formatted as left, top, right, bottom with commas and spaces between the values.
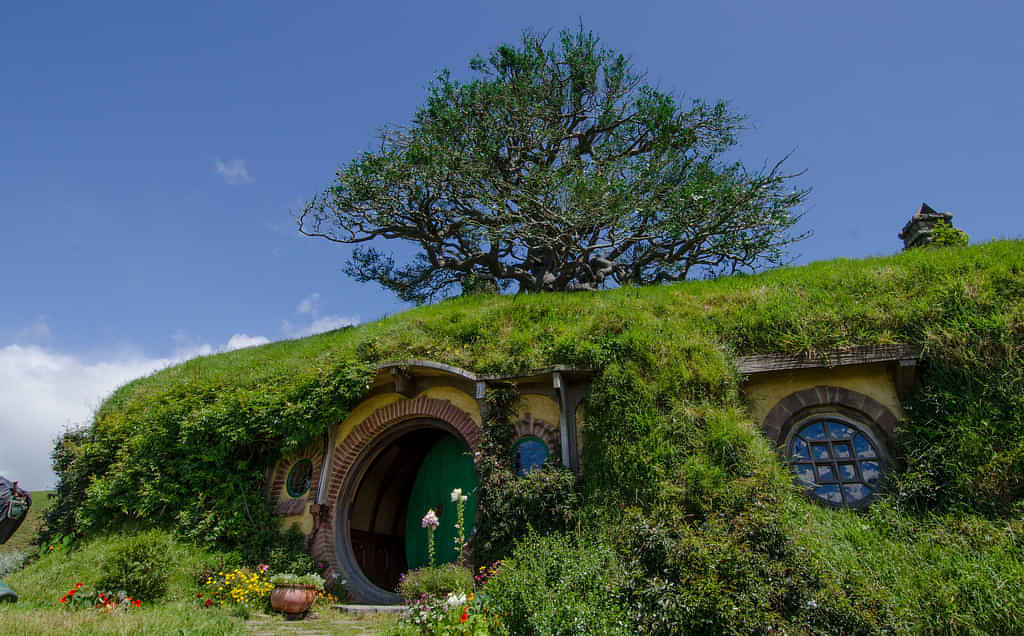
513, 437, 549, 477
788, 417, 885, 508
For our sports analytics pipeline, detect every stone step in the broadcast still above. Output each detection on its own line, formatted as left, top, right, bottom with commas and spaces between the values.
333, 603, 406, 614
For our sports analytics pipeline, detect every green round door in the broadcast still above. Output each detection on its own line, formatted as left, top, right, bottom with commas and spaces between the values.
404, 435, 478, 570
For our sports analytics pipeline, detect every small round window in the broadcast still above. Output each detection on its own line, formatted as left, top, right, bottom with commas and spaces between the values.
513, 437, 549, 476
286, 458, 313, 498
787, 417, 884, 508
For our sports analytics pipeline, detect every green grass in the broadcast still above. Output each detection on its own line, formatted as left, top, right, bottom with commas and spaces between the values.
0, 491, 52, 556
40, 240, 1024, 633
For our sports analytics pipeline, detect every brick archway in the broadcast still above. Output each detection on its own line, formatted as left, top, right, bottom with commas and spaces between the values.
311, 396, 480, 597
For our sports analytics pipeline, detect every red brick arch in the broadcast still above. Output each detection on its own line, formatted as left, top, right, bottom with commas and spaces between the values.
513, 413, 560, 455
311, 396, 481, 577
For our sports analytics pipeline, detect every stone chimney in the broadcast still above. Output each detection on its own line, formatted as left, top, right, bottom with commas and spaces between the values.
899, 203, 954, 250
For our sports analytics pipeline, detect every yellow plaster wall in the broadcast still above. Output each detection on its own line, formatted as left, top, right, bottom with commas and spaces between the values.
418, 386, 482, 426
333, 393, 404, 447
744, 363, 905, 426
518, 393, 560, 426
280, 510, 314, 534
332, 386, 482, 454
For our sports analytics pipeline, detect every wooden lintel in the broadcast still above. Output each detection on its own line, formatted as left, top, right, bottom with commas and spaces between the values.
736, 344, 921, 375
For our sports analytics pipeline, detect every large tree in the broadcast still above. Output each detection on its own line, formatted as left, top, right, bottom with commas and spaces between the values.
298, 27, 808, 303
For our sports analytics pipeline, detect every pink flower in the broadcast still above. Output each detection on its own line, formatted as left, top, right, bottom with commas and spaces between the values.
421, 509, 439, 529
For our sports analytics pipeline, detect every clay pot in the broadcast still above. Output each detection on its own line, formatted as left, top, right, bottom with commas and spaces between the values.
270, 584, 317, 618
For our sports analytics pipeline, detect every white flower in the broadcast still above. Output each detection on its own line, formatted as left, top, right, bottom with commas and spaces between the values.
450, 488, 462, 502
445, 592, 467, 608
460, 494, 468, 504
806, 599, 818, 610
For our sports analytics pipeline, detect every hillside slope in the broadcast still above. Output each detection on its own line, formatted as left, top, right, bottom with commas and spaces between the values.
46, 241, 1024, 633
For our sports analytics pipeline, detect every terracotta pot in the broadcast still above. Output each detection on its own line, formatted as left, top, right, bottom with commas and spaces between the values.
270, 584, 317, 617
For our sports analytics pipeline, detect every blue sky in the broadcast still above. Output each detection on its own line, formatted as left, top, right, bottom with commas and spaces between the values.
2, 1, 1022, 488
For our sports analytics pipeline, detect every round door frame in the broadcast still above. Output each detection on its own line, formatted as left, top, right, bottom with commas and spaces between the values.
316, 396, 481, 604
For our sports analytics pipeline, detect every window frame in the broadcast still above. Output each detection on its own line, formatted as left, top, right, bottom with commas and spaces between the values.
782, 409, 890, 509
285, 458, 314, 498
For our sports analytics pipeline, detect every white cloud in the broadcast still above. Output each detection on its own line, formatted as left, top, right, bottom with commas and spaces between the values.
281, 315, 358, 339
283, 293, 358, 338
296, 293, 320, 315
224, 333, 271, 351
0, 344, 172, 490
214, 158, 252, 185
0, 328, 271, 489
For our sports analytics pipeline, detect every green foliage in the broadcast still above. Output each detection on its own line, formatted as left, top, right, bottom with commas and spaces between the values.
299, 25, 807, 301
258, 524, 316, 576
398, 564, 474, 601
485, 532, 629, 635
472, 384, 583, 563
930, 219, 970, 247
268, 572, 324, 588
43, 239, 1024, 632
43, 346, 373, 555
96, 531, 170, 601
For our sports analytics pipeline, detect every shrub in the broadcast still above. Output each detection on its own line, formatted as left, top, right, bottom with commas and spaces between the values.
929, 219, 969, 247
96, 531, 170, 601
485, 532, 629, 636
398, 564, 474, 602
258, 524, 317, 575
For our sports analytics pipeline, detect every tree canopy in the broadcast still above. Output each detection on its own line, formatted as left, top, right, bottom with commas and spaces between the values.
298, 27, 808, 302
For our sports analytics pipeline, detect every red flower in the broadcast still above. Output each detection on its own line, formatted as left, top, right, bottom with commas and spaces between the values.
204, 599, 213, 607
196, 593, 202, 598
133, 599, 142, 607
460, 611, 468, 623
75, 582, 83, 588
60, 597, 67, 604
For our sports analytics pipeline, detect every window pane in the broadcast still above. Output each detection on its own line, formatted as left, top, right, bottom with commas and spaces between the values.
832, 443, 853, 459
514, 438, 549, 477
812, 444, 831, 460
814, 484, 843, 504
802, 422, 827, 441
860, 461, 881, 485
853, 435, 875, 458
794, 463, 815, 485
791, 438, 811, 460
816, 465, 836, 482
843, 483, 872, 503
828, 422, 856, 440
838, 463, 857, 481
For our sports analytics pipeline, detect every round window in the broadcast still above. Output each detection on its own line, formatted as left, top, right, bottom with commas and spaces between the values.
513, 437, 549, 476
786, 417, 885, 508
286, 458, 313, 498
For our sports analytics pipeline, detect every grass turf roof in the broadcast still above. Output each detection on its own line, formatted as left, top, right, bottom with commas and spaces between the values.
45, 239, 1024, 633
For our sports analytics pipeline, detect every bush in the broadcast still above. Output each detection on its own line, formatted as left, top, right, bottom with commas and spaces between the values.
398, 564, 473, 601
485, 532, 628, 636
96, 531, 170, 601
259, 524, 317, 575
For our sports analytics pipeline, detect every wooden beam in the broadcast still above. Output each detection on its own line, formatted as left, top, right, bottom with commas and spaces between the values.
736, 344, 921, 375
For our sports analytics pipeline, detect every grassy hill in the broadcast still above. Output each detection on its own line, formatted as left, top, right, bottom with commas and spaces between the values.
37, 240, 1024, 633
